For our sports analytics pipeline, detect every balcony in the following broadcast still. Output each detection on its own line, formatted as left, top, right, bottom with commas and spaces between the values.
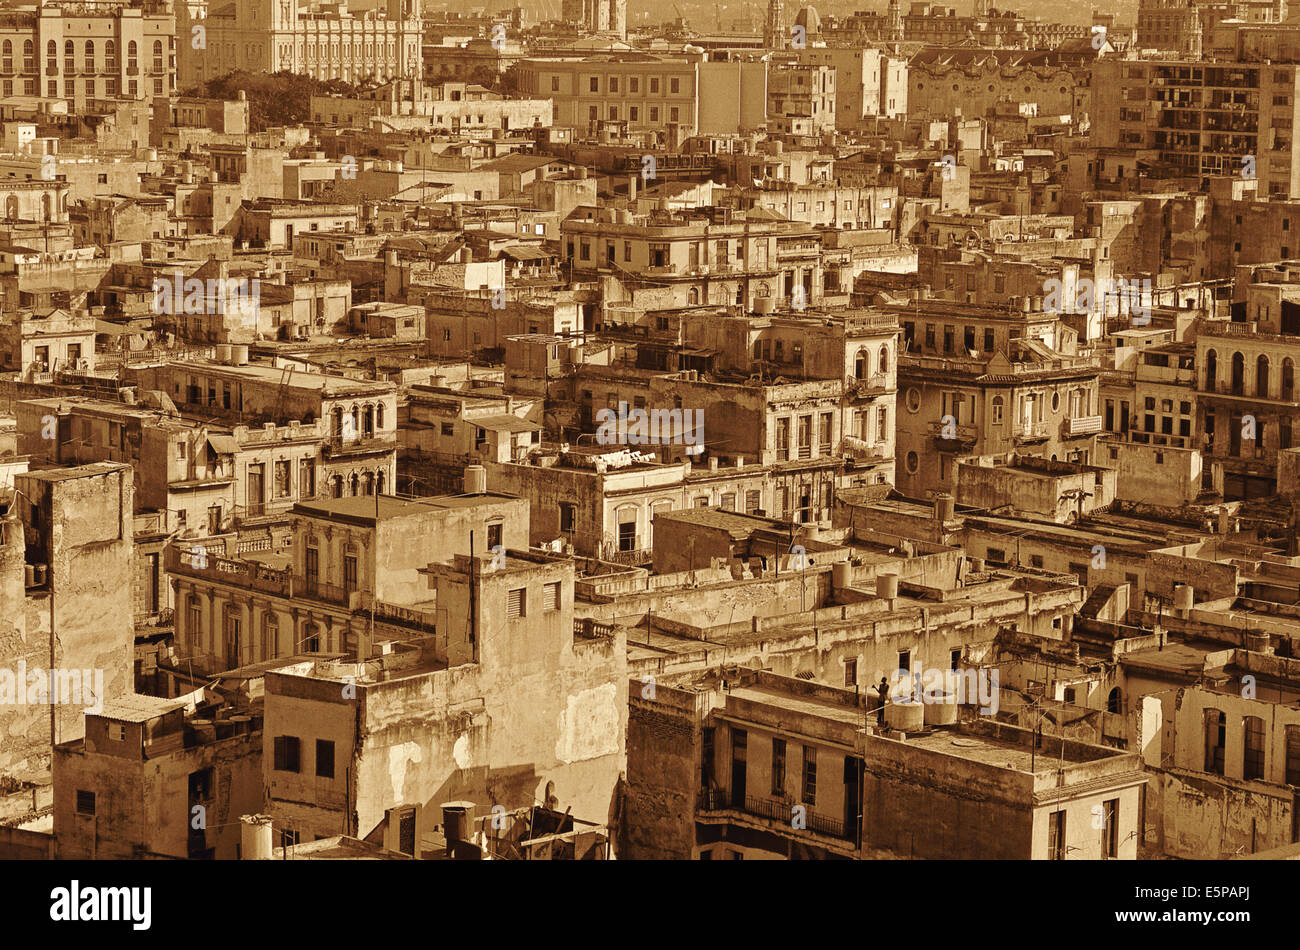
1065, 415, 1104, 437
841, 435, 890, 462
845, 374, 890, 400
1013, 420, 1052, 444
929, 419, 978, 450
324, 434, 398, 458
696, 788, 852, 842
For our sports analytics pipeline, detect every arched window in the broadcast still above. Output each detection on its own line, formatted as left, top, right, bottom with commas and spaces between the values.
64, 40, 73, 74
363, 404, 374, 438
1285, 358, 1295, 401
152, 39, 163, 71
1205, 348, 1217, 392
1231, 351, 1245, 395
303, 621, 320, 652
46, 40, 56, 73
376, 469, 385, 495
1257, 354, 1270, 398
4, 195, 16, 221
991, 395, 1004, 424
1107, 687, 1121, 714
878, 345, 889, 375
376, 403, 384, 428
688, 287, 700, 305
104, 40, 116, 71
854, 349, 868, 379
329, 475, 343, 498
2, 41, 12, 74
84, 40, 94, 73
332, 405, 344, 438
127, 40, 137, 72
23, 39, 34, 72
348, 472, 359, 496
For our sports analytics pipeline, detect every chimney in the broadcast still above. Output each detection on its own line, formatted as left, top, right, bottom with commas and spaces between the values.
628, 174, 637, 203
240, 815, 274, 859
441, 801, 477, 859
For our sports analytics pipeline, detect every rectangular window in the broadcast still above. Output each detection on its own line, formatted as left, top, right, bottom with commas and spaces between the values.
844, 658, 857, 687
343, 554, 358, 595
560, 502, 576, 533
543, 581, 560, 611
1244, 716, 1266, 781
507, 587, 526, 619
1048, 810, 1065, 860
316, 739, 335, 778
273, 736, 301, 773
1101, 798, 1119, 858
897, 649, 912, 673
487, 521, 503, 551
801, 746, 817, 805
76, 790, 95, 815
771, 737, 786, 796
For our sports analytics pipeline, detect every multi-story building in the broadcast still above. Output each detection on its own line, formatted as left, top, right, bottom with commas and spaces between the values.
1093, 59, 1300, 199
561, 204, 827, 311
1195, 282, 1300, 498
518, 53, 701, 141
260, 533, 627, 847
894, 299, 1104, 497
125, 360, 398, 497
177, 0, 422, 88
766, 62, 836, 135
0, 0, 175, 108
53, 694, 264, 859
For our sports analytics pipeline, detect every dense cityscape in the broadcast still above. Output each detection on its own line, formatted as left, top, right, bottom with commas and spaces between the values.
0, 0, 1287, 892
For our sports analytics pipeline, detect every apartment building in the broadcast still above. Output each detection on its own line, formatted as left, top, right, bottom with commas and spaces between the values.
518, 53, 701, 140
176, 0, 422, 88
894, 300, 1104, 497
0, 0, 175, 107
1093, 59, 1300, 199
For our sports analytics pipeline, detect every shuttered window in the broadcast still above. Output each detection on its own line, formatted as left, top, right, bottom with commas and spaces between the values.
543, 582, 560, 612
507, 587, 525, 619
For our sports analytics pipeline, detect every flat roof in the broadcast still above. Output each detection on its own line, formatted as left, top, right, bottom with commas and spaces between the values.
292, 491, 518, 523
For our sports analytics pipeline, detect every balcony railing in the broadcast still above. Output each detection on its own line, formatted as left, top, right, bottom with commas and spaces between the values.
696, 789, 852, 841
324, 434, 398, 457
929, 420, 978, 447
841, 435, 889, 462
845, 374, 890, 399
1065, 415, 1104, 436
1013, 421, 1052, 443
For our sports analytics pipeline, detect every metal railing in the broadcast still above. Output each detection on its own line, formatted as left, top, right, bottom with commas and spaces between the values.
696, 789, 851, 841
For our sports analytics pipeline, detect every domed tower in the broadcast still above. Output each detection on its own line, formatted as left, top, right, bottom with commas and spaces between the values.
795, 5, 821, 36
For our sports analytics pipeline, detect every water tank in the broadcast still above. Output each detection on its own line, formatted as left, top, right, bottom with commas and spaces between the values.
216, 344, 233, 364
934, 493, 955, 522
1174, 584, 1194, 611
441, 801, 476, 858
232, 344, 250, 365
464, 464, 487, 494
240, 815, 274, 860
877, 572, 899, 599
886, 700, 925, 732
1245, 631, 1271, 654
968, 556, 984, 573
753, 297, 776, 315
924, 690, 959, 726
833, 560, 852, 589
